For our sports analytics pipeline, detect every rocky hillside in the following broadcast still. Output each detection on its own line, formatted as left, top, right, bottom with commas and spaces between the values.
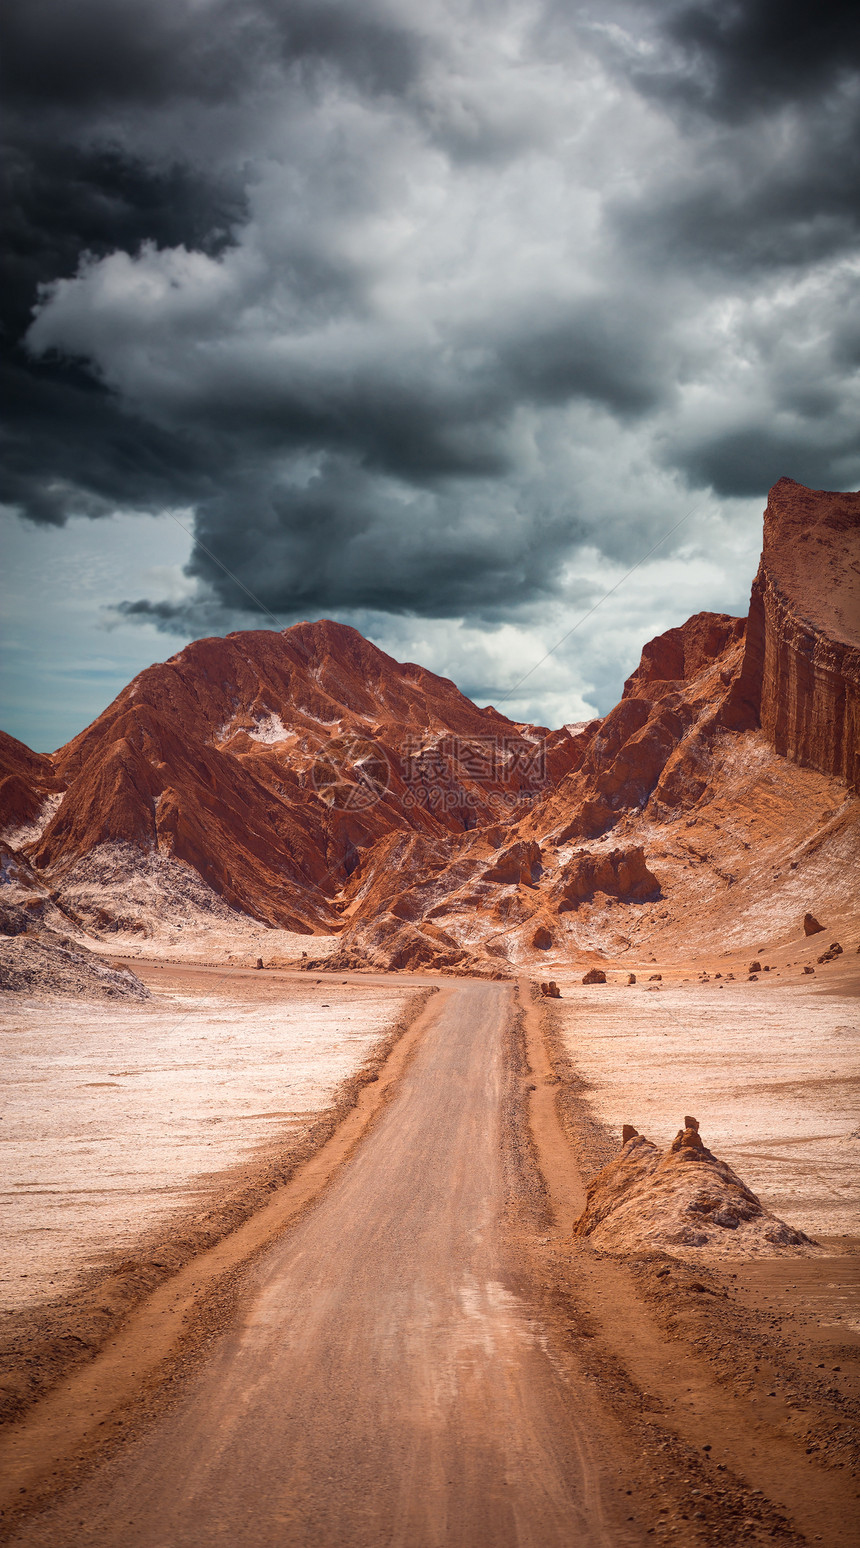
1, 479, 858, 972
0, 622, 568, 937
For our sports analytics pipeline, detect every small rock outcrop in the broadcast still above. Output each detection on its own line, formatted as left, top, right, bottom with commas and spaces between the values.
804, 913, 825, 936
551, 847, 661, 909
540, 980, 561, 998
572, 1120, 814, 1257
582, 967, 607, 985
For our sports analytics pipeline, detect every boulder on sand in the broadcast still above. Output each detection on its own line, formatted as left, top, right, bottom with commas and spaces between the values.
582, 967, 607, 985
803, 913, 825, 936
540, 979, 561, 999
572, 1119, 815, 1257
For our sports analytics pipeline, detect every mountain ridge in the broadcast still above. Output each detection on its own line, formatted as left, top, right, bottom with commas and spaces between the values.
1, 478, 858, 973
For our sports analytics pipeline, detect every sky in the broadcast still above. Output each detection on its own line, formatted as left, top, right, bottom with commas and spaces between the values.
3, 0, 859, 750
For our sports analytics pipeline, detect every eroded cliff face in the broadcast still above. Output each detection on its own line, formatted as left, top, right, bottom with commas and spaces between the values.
727, 479, 860, 791
517, 611, 748, 846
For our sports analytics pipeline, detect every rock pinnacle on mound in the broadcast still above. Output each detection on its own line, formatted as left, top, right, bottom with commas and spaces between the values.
572, 1120, 815, 1258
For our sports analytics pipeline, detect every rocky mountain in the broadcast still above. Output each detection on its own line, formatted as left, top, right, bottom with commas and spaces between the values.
1, 479, 858, 973
0, 621, 569, 938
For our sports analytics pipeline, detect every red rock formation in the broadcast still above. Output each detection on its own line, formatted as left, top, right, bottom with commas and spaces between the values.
2, 481, 857, 965
727, 478, 860, 790
520, 608, 748, 846
572, 1121, 813, 1255
624, 614, 746, 696
2, 622, 561, 933
551, 847, 660, 911
0, 731, 62, 832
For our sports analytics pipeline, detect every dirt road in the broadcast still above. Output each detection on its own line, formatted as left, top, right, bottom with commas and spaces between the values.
10, 980, 627, 1547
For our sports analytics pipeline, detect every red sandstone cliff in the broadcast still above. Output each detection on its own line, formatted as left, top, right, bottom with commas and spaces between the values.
726, 478, 860, 791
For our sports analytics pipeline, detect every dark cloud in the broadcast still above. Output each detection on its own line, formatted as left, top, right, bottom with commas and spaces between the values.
4, 0, 859, 642
609, 100, 860, 275
1, 138, 244, 524
114, 452, 585, 624
628, 0, 860, 122
497, 298, 672, 418
0, 0, 420, 115
669, 422, 860, 499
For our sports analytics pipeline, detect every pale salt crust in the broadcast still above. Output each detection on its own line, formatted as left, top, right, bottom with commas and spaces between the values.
0, 982, 414, 1313
246, 711, 289, 744
97, 925, 341, 965
553, 981, 859, 1242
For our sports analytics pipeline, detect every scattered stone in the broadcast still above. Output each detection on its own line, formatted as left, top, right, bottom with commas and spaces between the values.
648, 972, 662, 981
582, 968, 607, 985
803, 913, 825, 936
749, 960, 761, 973
626, 972, 637, 985
817, 942, 843, 963
540, 979, 561, 998
254, 957, 264, 970
803, 965, 815, 974
748, 973, 758, 981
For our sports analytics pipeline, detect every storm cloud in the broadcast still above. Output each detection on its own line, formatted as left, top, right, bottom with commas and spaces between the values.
4, 0, 859, 640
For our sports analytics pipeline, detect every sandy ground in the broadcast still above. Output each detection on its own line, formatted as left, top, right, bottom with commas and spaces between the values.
0, 970, 416, 1314
549, 968, 860, 1245
0, 970, 857, 1546
2, 981, 638, 1548
94, 921, 341, 968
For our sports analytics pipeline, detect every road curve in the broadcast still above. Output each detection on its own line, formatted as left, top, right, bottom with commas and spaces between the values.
13, 981, 619, 1548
